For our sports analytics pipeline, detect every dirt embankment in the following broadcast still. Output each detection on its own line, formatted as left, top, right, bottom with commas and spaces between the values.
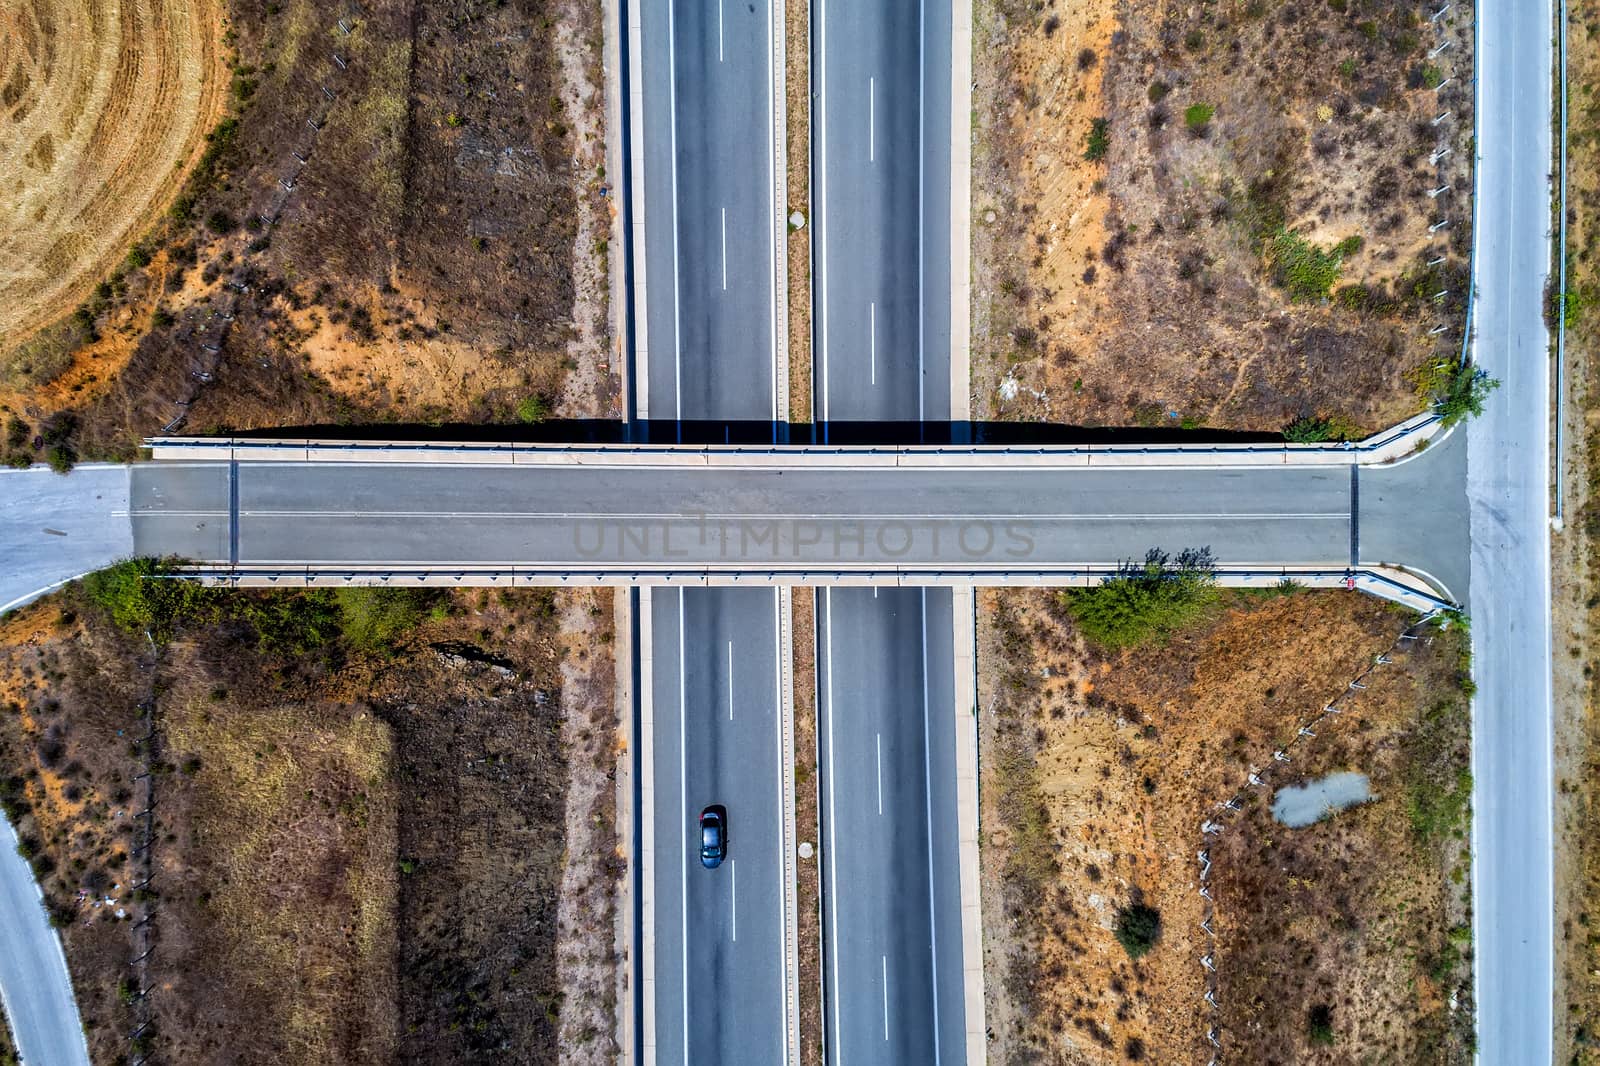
0, 583, 621, 1065
976, 589, 1474, 1064
1556, 9, 1600, 1062
971, 0, 1474, 434
1, 0, 612, 466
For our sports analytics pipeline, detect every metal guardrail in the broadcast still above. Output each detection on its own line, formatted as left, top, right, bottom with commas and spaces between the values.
168, 564, 1454, 611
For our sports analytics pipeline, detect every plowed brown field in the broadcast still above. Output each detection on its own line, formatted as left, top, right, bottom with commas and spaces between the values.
0, 0, 228, 346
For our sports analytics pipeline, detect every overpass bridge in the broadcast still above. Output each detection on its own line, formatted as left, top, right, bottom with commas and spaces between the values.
103, 420, 1468, 612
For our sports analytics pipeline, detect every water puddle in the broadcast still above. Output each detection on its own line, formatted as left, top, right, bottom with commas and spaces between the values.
1271, 771, 1374, 827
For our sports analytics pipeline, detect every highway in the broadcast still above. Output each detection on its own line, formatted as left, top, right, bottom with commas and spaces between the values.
814, 0, 951, 429
1465, 0, 1556, 1058
817, 588, 966, 1064
638, 0, 780, 427
812, 1, 967, 1061
648, 588, 789, 1064
633, 0, 794, 1061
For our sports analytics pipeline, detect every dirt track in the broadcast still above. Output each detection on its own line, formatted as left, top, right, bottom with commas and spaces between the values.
0, 0, 228, 346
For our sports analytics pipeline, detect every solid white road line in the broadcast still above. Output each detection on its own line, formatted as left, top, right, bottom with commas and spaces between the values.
718, 0, 724, 61
721, 207, 728, 292
668, 0, 683, 425
771, 587, 788, 1066
876, 732, 884, 815
869, 76, 876, 162
921, 590, 942, 1065
765, 0, 780, 431
731, 858, 737, 941
728, 639, 735, 719
870, 301, 877, 385
678, 590, 690, 1058
823, 589, 843, 1061
917, 0, 926, 423
817, 0, 830, 436
882, 955, 890, 1041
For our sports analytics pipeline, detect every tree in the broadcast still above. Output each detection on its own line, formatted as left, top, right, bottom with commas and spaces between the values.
1114, 902, 1162, 959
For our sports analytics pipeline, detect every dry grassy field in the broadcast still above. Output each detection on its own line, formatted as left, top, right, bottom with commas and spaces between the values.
972, 0, 1475, 434
0, 0, 229, 348
977, 589, 1474, 1063
0, 0, 611, 468
0, 582, 621, 1065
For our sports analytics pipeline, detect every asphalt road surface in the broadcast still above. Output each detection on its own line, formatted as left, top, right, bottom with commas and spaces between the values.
0, 465, 132, 613
634, 0, 792, 1060
813, 3, 966, 1060
817, 588, 966, 1065
649, 588, 788, 1065
814, 0, 951, 428
126, 451, 1465, 599
0, 816, 91, 1066
639, 0, 779, 426
1465, 0, 1556, 1058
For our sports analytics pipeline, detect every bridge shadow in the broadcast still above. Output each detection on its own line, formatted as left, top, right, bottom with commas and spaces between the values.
223, 419, 1288, 447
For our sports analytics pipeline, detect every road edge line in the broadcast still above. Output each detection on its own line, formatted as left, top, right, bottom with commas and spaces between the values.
614, 586, 639, 1060
626, 0, 650, 422
778, 585, 803, 1065
771, 0, 791, 426
949, 0, 972, 426
638, 587, 657, 1066
949, 585, 986, 1064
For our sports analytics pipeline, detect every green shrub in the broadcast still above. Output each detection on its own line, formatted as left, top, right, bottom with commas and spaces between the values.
1264, 228, 1360, 301
1147, 80, 1170, 103
1284, 414, 1360, 443
1183, 102, 1215, 130
81, 559, 215, 642
1337, 56, 1358, 79
1084, 117, 1111, 162
334, 588, 438, 651
1411, 360, 1499, 427
1114, 902, 1162, 959
1420, 64, 1444, 89
516, 394, 549, 424
1062, 547, 1218, 648
1308, 1004, 1336, 1046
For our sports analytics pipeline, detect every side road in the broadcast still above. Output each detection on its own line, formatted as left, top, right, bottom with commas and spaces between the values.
1465, 0, 1557, 1058
0, 816, 91, 1066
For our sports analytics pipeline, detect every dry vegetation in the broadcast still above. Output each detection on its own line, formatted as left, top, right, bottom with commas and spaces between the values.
977, 587, 1474, 1063
0, 0, 612, 468
1558, 10, 1600, 1065
0, 0, 231, 347
0, 580, 621, 1065
972, 0, 1474, 434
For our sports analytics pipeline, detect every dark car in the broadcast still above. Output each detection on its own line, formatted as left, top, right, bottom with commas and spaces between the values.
699, 805, 727, 869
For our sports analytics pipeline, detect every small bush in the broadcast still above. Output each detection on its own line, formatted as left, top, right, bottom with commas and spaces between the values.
334, 588, 439, 651
1284, 414, 1360, 443
1411, 360, 1500, 427
1114, 902, 1162, 959
81, 559, 214, 642
1062, 547, 1217, 647
1147, 80, 1170, 103
1084, 117, 1111, 162
1184, 102, 1215, 130
1420, 64, 1445, 89
1308, 1004, 1336, 1046
1338, 56, 1358, 79
1264, 228, 1359, 301
516, 395, 549, 424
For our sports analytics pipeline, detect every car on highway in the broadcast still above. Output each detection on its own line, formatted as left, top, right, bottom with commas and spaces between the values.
699, 805, 727, 869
